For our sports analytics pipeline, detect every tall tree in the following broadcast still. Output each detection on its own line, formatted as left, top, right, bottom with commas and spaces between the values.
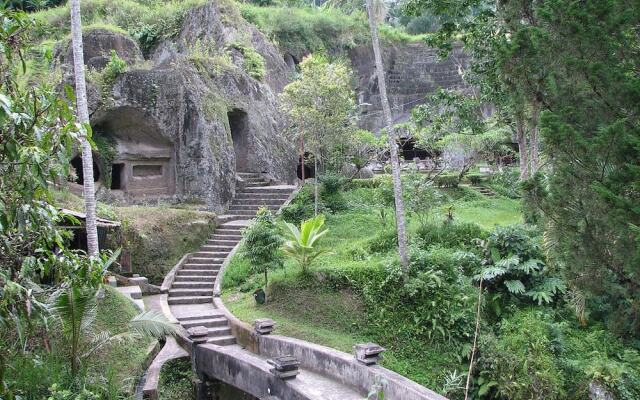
279, 55, 356, 215
366, 0, 409, 272
69, 0, 99, 256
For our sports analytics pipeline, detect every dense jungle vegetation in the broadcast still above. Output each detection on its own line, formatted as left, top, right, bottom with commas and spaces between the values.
1, 0, 639, 399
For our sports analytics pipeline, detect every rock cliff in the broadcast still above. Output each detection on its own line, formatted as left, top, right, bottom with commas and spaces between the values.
57, 0, 465, 211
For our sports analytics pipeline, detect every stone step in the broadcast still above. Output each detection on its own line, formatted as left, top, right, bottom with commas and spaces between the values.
188, 257, 225, 264
207, 335, 236, 346
178, 312, 225, 322
167, 296, 211, 305
226, 210, 257, 216
207, 326, 232, 336
210, 234, 242, 241
193, 251, 229, 258
207, 239, 240, 246
237, 172, 261, 177
228, 204, 279, 211
242, 187, 293, 194
216, 228, 243, 234
182, 263, 221, 270
235, 193, 290, 200
181, 317, 228, 329
174, 275, 215, 283
169, 288, 213, 297
244, 181, 269, 187
200, 245, 235, 251
171, 281, 215, 289
177, 269, 217, 277
232, 199, 284, 206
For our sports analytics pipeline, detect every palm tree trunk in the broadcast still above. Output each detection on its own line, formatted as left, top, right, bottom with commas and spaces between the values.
70, 0, 99, 256
366, 0, 409, 272
516, 114, 529, 180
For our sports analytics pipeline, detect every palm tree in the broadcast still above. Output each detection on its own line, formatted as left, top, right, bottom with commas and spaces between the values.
70, 0, 99, 256
366, 0, 409, 273
282, 215, 329, 273
51, 286, 177, 375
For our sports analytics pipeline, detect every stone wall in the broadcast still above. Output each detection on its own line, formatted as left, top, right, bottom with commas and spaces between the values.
349, 42, 468, 133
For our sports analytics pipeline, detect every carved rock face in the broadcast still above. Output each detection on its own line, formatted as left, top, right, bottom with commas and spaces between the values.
55, 28, 143, 71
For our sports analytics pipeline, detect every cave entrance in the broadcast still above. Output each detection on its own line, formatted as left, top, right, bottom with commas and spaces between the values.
228, 109, 250, 172
69, 155, 100, 185
110, 163, 124, 190
399, 138, 430, 160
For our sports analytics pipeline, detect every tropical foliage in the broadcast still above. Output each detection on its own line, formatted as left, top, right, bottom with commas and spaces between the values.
282, 214, 329, 273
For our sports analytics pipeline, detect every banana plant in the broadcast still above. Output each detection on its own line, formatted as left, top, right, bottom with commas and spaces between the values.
282, 215, 329, 273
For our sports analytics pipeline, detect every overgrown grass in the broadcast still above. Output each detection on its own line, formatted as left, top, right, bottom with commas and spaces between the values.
239, 4, 423, 56
52, 189, 217, 284
158, 358, 194, 400
2, 286, 154, 398
31, 0, 209, 51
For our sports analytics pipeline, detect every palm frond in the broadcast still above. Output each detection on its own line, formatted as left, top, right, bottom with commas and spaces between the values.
504, 279, 526, 294
128, 310, 178, 339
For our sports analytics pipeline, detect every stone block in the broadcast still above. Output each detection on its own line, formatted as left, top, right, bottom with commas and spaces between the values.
354, 343, 385, 365
267, 355, 300, 380
188, 326, 209, 345
254, 318, 276, 335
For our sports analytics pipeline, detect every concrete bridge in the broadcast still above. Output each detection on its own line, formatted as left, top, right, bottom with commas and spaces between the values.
149, 173, 447, 400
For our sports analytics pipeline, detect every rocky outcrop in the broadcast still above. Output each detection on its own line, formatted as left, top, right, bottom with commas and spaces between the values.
61, 2, 296, 212
55, 28, 143, 71
349, 42, 468, 133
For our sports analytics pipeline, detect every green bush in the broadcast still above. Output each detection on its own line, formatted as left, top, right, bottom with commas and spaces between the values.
231, 42, 265, 80
416, 221, 486, 249
490, 168, 521, 198
320, 172, 347, 212
366, 229, 397, 254
281, 185, 319, 223
435, 173, 460, 188
466, 173, 484, 185
478, 309, 565, 400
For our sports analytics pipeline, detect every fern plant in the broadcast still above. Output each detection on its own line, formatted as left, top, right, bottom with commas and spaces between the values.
475, 225, 566, 308
282, 214, 329, 273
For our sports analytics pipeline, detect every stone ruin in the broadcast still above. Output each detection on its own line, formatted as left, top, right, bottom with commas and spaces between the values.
56, 2, 467, 212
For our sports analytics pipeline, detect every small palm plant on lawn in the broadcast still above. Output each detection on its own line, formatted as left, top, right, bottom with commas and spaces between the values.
51, 286, 177, 375
282, 214, 329, 273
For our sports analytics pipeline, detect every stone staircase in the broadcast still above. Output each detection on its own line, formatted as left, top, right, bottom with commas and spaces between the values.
167, 172, 295, 345
473, 185, 496, 197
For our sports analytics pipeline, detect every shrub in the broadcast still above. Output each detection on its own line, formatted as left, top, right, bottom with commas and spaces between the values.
490, 168, 521, 198
320, 172, 347, 212
466, 173, 484, 185
280, 185, 316, 223
241, 208, 284, 287
366, 229, 397, 254
478, 309, 565, 400
435, 173, 460, 188
230, 42, 265, 80
416, 221, 486, 249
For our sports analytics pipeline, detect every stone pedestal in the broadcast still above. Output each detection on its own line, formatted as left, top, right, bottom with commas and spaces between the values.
188, 326, 209, 345
254, 318, 275, 335
354, 343, 385, 365
267, 355, 300, 380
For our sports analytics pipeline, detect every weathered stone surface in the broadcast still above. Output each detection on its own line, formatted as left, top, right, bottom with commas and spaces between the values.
349, 42, 468, 133
55, 28, 143, 71
57, 2, 296, 212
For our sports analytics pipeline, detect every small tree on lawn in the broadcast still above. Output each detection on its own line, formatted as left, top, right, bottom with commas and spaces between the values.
241, 208, 284, 289
279, 54, 357, 215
